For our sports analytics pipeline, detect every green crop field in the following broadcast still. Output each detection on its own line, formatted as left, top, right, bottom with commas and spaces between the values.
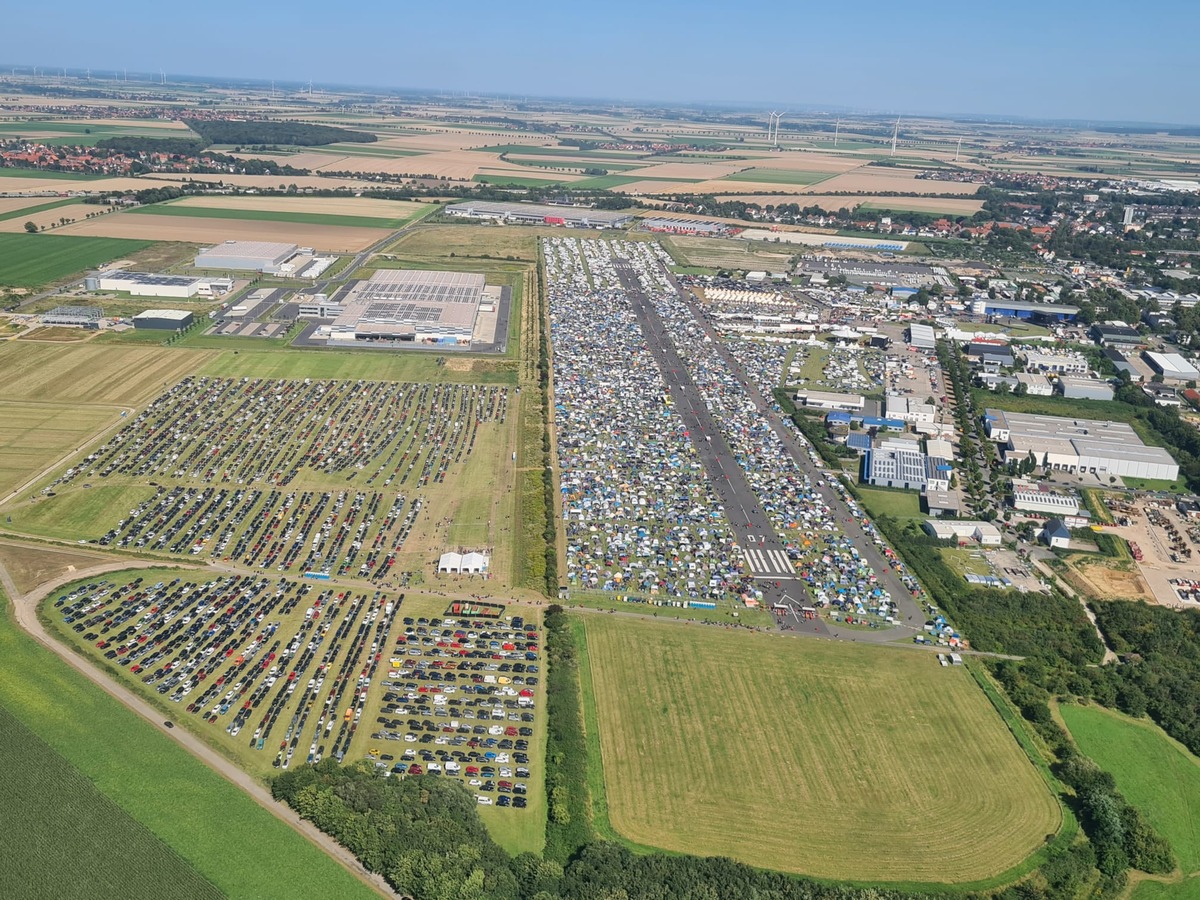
1062, 703, 1200, 896
127, 203, 417, 230
0, 703, 223, 900
721, 168, 834, 185
0, 198, 80, 222
0, 233, 154, 288
473, 174, 568, 188
0, 589, 380, 900
0, 400, 123, 495
582, 616, 1060, 883
0, 166, 105, 180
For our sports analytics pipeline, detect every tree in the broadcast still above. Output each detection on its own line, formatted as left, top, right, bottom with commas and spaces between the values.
23, 220, 37, 233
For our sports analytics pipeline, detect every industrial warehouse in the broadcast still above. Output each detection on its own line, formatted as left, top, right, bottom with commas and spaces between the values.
324, 269, 491, 346
132, 309, 195, 330
194, 240, 299, 273
444, 201, 634, 229
984, 408, 1180, 480
85, 270, 233, 299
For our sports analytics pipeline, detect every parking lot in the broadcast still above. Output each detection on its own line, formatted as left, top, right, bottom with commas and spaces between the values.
48, 572, 542, 809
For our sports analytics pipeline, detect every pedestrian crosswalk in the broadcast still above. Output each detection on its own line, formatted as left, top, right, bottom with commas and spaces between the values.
743, 547, 795, 577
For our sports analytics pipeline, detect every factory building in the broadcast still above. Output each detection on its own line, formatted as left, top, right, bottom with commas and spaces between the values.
1090, 323, 1142, 347
885, 393, 936, 424
1143, 351, 1200, 384
984, 408, 1179, 481
971, 299, 1079, 322
923, 520, 1002, 546
906, 323, 936, 349
42, 305, 102, 327
132, 309, 194, 330
444, 201, 633, 229
1104, 348, 1143, 381
1057, 376, 1114, 401
1020, 348, 1090, 374
1011, 478, 1085, 518
327, 269, 487, 345
794, 390, 865, 412
194, 241, 298, 273
86, 271, 213, 299
642, 217, 726, 235
1014, 373, 1053, 395
861, 439, 951, 492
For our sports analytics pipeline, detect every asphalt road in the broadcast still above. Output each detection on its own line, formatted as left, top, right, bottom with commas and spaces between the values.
614, 259, 830, 636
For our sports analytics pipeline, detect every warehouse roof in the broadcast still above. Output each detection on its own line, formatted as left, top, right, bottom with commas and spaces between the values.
133, 309, 192, 322
1144, 351, 1200, 380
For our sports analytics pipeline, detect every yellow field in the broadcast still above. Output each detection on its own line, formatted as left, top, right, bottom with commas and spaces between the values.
0, 341, 214, 405
583, 617, 1061, 883
58, 212, 383, 252
0, 197, 65, 216
809, 171, 981, 195
0, 175, 158, 194
171, 195, 429, 219
0, 203, 96, 233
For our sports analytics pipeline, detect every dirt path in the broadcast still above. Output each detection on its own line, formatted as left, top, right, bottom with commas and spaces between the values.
0, 555, 397, 900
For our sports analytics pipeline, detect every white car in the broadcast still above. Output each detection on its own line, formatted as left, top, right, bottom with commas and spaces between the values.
468, 778, 482, 787
476, 796, 493, 805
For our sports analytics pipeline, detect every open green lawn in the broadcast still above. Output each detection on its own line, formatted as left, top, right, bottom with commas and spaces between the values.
0, 702, 223, 900
581, 616, 1061, 884
0, 589, 380, 900
197, 347, 515, 384
940, 546, 993, 577
127, 203, 418, 230
1062, 703, 1200, 894
0, 400, 123, 495
856, 485, 925, 520
721, 168, 834, 185
2, 485, 157, 540
0, 233, 153, 288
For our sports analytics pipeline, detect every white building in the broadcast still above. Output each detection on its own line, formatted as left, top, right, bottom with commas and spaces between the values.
437, 551, 490, 574
1013, 372, 1053, 396
923, 520, 1002, 546
1057, 377, 1114, 401
195, 240, 298, 273
1019, 348, 1090, 374
885, 393, 936, 424
90, 271, 207, 299
1011, 478, 1083, 517
907, 323, 936, 349
794, 390, 865, 412
1143, 351, 1200, 384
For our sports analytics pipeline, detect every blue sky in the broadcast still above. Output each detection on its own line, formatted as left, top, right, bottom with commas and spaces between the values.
7, 0, 1197, 123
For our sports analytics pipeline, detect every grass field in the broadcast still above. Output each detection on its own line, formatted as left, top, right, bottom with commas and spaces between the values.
0, 197, 80, 222
0, 589, 380, 900
0, 542, 112, 594
0, 342, 214, 404
1062, 703, 1200, 895
582, 616, 1060, 883
0, 400, 123, 495
0, 702, 224, 900
856, 485, 925, 520
0, 233, 153, 287
2, 485, 157, 540
472, 174, 568, 187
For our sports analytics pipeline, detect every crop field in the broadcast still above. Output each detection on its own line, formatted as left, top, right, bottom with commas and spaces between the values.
582, 616, 1060, 883
0, 233, 154, 287
1063, 704, 1200, 896
128, 199, 421, 231
0, 589, 381, 900
0, 202, 96, 233
0, 341, 214, 404
664, 235, 792, 270
58, 212, 383, 253
721, 167, 834, 185
0, 197, 79, 220
171, 195, 429, 221
0, 400, 123, 496
0, 703, 224, 900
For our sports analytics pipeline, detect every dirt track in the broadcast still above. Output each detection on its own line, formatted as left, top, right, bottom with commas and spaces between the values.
0, 554, 397, 900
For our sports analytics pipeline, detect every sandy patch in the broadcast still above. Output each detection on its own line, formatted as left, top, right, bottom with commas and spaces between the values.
57, 213, 383, 252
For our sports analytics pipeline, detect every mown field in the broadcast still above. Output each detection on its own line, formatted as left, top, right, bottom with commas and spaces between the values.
0, 233, 153, 287
582, 616, 1061, 883
0, 400, 122, 495
0, 589, 381, 900
127, 202, 416, 231
0, 342, 214, 404
1062, 703, 1200, 898
0, 703, 224, 900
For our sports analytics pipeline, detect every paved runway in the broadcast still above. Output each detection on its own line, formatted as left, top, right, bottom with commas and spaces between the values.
614, 258, 829, 636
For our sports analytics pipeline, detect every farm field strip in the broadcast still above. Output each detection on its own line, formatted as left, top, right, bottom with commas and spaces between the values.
172, 195, 429, 219
0, 233, 153, 287
583, 616, 1061, 883
126, 202, 415, 230
0, 703, 224, 900
57, 212, 385, 252
0, 342, 212, 404
0, 201, 96, 232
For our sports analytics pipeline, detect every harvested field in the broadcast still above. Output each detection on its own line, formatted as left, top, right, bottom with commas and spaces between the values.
0, 175, 161, 194
0, 341, 214, 404
0, 202, 95, 233
617, 161, 746, 180
721, 168, 835, 185
582, 616, 1060, 883
0, 399, 123, 495
17, 326, 94, 341
0, 196, 69, 216
144, 173, 386, 191
58, 212, 383, 252
682, 178, 816, 194
171, 195, 429, 220
666, 235, 791, 269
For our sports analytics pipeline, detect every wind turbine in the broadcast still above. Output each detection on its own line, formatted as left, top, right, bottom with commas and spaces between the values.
890, 116, 901, 156
773, 112, 784, 147
834, 117, 841, 148
160, 70, 166, 85
955, 136, 963, 162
